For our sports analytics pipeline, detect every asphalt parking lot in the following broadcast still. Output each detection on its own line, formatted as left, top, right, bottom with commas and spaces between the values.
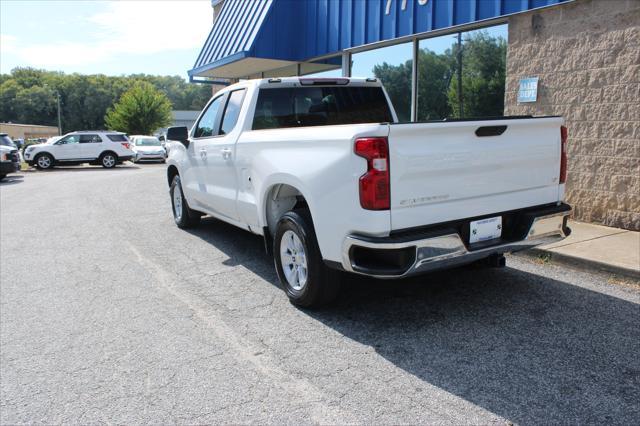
1, 165, 639, 424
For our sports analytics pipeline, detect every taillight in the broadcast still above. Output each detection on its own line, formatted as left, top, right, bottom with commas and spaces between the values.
560, 125, 568, 184
354, 137, 390, 210
121, 142, 131, 149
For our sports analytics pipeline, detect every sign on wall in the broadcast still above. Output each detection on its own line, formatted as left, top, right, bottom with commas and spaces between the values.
518, 77, 539, 103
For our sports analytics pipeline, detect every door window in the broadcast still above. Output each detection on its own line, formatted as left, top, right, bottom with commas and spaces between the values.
79, 134, 102, 143
193, 96, 225, 138
220, 89, 246, 135
56, 135, 80, 145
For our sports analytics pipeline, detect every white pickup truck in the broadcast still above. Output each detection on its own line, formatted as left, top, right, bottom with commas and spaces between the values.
165, 77, 571, 307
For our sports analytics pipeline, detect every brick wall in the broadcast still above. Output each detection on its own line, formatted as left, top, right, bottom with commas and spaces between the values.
505, 0, 639, 230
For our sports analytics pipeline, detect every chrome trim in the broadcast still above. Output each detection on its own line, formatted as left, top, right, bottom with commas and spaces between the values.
342, 211, 570, 278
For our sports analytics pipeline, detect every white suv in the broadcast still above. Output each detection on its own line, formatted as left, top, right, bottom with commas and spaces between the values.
24, 131, 134, 169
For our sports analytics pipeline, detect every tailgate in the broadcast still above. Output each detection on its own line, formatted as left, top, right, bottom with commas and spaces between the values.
388, 117, 563, 231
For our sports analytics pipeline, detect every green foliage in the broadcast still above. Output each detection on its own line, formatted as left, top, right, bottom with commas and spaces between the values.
14, 86, 57, 125
104, 82, 173, 135
416, 49, 456, 120
373, 61, 413, 122
447, 32, 507, 118
0, 68, 212, 132
372, 30, 506, 121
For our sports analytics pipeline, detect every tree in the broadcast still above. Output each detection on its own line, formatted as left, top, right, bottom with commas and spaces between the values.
0, 68, 211, 132
14, 86, 57, 125
104, 82, 172, 134
370, 30, 506, 121
416, 49, 456, 120
447, 31, 507, 118
373, 61, 413, 122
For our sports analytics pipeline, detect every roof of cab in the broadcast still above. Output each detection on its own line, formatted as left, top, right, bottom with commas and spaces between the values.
254, 76, 382, 88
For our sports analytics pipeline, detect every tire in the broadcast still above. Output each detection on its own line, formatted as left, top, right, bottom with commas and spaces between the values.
274, 209, 341, 308
170, 175, 201, 228
0, 174, 5, 181
100, 152, 117, 168
35, 153, 54, 170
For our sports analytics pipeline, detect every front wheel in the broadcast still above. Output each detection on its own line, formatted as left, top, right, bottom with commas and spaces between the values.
35, 153, 54, 170
100, 152, 117, 168
170, 175, 201, 228
274, 209, 341, 308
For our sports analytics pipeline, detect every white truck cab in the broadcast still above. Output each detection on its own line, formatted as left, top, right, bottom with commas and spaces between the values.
166, 77, 571, 307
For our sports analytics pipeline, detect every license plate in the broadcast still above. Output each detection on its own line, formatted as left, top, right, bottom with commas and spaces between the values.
469, 216, 502, 244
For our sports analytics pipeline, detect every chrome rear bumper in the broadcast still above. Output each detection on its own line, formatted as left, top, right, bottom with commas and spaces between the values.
342, 207, 571, 278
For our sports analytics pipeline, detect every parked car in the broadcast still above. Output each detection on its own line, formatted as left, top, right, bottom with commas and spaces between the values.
24, 131, 134, 169
165, 77, 572, 307
129, 135, 167, 163
0, 134, 21, 180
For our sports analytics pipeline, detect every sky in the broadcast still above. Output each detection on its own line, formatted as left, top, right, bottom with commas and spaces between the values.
0, 0, 213, 79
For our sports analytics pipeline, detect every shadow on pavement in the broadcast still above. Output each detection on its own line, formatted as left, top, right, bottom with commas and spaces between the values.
0, 175, 24, 186
187, 216, 640, 424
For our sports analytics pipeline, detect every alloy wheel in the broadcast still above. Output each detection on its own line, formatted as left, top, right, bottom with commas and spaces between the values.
279, 230, 308, 291
37, 156, 51, 169
102, 155, 116, 168
173, 183, 183, 221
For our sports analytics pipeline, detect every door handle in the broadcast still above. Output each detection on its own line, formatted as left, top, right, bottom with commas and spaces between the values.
199, 148, 207, 160
221, 148, 232, 160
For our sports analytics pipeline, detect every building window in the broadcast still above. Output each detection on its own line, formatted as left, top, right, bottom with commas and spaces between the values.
351, 41, 413, 122
417, 24, 508, 120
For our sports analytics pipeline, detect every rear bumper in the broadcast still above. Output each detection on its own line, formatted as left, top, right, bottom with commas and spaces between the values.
341, 203, 572, 278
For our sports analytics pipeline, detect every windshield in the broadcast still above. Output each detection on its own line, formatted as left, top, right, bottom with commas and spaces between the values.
135, 137, 161, 146
0, 135, 16, 148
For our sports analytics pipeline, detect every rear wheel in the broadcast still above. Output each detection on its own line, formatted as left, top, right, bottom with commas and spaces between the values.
274, 209, 341, 308
0, 174, 6, 181
100, 152, 117, 168
170, 175, 201, 228
35, 153, 54, 170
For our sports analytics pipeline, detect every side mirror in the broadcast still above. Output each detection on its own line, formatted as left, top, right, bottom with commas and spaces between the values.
166, 126, 189, 147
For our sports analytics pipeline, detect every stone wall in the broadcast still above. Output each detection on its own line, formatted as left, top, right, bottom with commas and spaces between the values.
505, 0, 639, 230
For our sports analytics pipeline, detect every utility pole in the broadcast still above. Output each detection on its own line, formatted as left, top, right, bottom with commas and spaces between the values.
44, 84, 63, 135
457, 32, 463, 118
56, 92, 62, 135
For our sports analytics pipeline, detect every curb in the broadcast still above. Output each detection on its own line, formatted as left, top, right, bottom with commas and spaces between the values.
518, 248, 640, 280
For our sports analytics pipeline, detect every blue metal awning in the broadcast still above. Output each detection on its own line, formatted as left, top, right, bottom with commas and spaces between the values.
190, 0, 283, 79
190, 0, 570, 79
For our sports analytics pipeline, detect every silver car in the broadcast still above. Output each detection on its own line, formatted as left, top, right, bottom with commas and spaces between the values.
130, 135, 167, 163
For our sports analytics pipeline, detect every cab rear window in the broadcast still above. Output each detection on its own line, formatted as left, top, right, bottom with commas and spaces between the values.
252, 86, 393, 130
106, 134, 128, 142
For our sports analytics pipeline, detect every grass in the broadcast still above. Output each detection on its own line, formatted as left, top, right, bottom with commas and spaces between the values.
535, 252, 553, 264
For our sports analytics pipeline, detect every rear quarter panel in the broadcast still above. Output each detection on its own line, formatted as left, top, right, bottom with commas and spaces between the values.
235, 123, 391, 263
